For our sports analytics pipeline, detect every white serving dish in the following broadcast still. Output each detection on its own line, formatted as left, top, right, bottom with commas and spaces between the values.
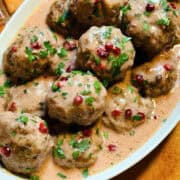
0, 0, 179, 179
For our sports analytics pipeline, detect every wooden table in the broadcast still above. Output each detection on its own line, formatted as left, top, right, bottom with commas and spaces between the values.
1, 1, 180, 179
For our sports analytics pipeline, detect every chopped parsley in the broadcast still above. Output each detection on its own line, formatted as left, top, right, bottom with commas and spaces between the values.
118, 36, 132, 49
55, 63, 65, 75
120, 4, 131, 15
127, 85, 134, 94
102, 27, 112, 39
94, 80, 101, 94
143, 22, 150, 31
0, 86, 6, 97
54, 139, 66, 159
4, 79, 12, 88
25, 47, 37, 62
71, 139, 90, 152
72, 151, 80, 160
157, 18, 170, 26
85, 97, 94, 106
112, 86, 121, 94
57, 10, 68, 24
103, 131, 109, 139
132, 115, 142, 121
58, 48, 68, 58
31, 35, 38, 43
39, 50, 48, 58
93, 56, 100, 65
16, 115, 29, 125
29, 175, 39, 180
44, 41, 57, 55
82, 169, 89, 178
11, 130, 16, 137
57, 172, 67, 179
81, 90, 91, 96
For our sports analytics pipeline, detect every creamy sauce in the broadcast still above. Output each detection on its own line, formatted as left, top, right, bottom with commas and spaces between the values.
17, 0, 180, 179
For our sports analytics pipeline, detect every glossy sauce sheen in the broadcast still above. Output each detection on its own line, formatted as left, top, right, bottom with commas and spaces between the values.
21, 0, 180, 179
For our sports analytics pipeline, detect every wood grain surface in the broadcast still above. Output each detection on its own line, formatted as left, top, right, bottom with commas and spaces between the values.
1, 1, 180, 180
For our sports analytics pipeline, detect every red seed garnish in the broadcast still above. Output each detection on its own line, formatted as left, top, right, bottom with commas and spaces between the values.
137, 112, 145, 120
112, 47, 121, 55
39, 122, 48, 134
63, 40, 77, 51
9, 102, 17, 112
57, 81, 63, 88
135, 75, 144, 84
154, 115, 157, 120
108, 144, 116, 152
97, 46, 109, 58
105, 42, 114, 51
98, 63, 106, 71
66, 65, 73, 73
31, 42, 41, 50
163, 64, 172, 71
60, 76, 68, 81
125, 109, 133, 119
82, 129, 92, 137
1, 147, 11, 157
73, 95, 83, 105
146, 3, 155, 12
111, 109, 121, 117
169, 2, 176, 9
11, 46, 17, 52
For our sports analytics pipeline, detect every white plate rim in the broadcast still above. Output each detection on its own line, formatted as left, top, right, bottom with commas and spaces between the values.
0, 0, 179, 179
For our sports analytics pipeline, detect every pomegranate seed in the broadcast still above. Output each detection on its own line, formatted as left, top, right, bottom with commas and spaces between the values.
108, 144, 116, 152
9, 102, 17, 112
11, 46, 17, 52
98, 63, 106, 70
31, 42, 41, 50
57, 81, 63, 88
154, 115, 157, 120
105, 42, 114, 51
135, 74, 144, 84
125, 109, 133, 119
146, 3, 155, 12
137, 112, 145, 120
111, 109, 121, 117
163, 64, 172, 71
39, 122, 48, 134
112, 47, 121, 55
66, 65, 73, 72
60, 76, 68, 81
63, 40, 77, 51
170, 2, 176, 9
73, 95, 83, 105
1, 147, 11, 157
97, 46, 109, 58
82, 129, 92, 137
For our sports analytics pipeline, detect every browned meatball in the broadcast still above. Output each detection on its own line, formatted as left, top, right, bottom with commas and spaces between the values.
103, 82, 154, 133
131, 49, 177, 97
70, 0, 126, 27
6, 76, 54, 117
77, 26, 135, 83
3, 27, 57, 83
120, 0, 177, 56
47, 0, 84, 38
0, 112, 53, 175
53, 124, 102, 168
47, 71, 107, 126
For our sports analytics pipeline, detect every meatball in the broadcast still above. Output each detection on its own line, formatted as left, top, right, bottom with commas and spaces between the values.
77, 26, 135, 83
70, 0, 126, 27
120, 0, 176, 56
6, 76, 54, 117
0, 112, 53, 175
3, 27, 58, 83
47, 71, 107, 126
49, 38, 78, 75
131, 49, 177, 97
103, 82, 154, 133
53, 125, 102, 168
47, 0, 84, 38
